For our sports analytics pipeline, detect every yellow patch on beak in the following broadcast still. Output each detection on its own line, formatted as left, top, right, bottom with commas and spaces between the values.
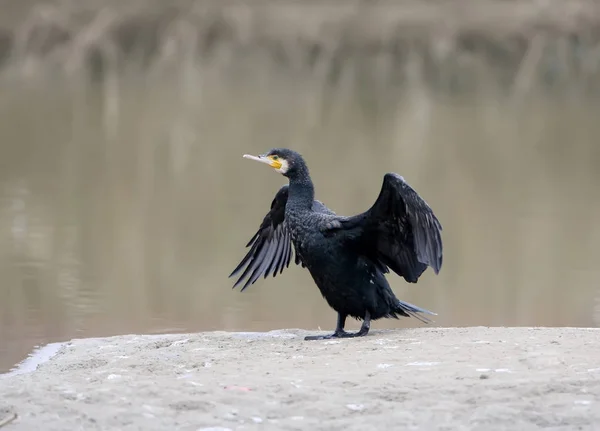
243, 154, 286, 173
266, 156, 283, 170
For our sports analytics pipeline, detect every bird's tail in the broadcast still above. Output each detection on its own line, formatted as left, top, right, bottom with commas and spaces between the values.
395, 299, 437, 324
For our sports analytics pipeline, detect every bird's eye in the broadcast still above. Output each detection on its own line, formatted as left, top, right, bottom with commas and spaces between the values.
272, 155, 279, 160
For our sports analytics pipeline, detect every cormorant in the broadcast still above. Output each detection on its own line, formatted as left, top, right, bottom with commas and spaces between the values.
230, 148, 443, 340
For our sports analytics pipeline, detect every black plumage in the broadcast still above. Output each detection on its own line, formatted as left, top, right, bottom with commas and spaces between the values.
230, 148, 443, 340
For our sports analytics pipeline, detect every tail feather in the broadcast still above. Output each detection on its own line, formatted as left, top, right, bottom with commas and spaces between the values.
396, 299, 437, 324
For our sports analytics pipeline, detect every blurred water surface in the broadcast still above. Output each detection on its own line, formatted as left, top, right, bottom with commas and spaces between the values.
1, 1, 600, 372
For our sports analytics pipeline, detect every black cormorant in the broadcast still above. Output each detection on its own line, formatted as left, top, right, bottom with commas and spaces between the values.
230, 148, 443, 340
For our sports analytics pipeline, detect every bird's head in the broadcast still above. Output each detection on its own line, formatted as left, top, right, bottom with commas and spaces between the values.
243, 148, 305, 178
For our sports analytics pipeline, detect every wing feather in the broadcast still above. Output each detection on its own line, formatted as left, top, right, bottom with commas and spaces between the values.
265, 228, 285, 277
335, 173, 443, 283
392, 174, 443, 274
230, 185, 299, 290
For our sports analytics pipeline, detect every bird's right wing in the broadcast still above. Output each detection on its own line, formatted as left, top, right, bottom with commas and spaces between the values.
229, 185, 295, 291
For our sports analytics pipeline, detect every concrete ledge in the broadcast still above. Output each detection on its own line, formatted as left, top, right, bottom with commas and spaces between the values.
1, 327, 599, 430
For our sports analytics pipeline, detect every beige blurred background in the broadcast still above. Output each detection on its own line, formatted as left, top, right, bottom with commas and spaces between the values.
1, 0, 600, 372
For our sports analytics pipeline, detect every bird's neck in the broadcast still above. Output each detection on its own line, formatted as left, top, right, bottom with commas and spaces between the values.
287, 170, 315, 210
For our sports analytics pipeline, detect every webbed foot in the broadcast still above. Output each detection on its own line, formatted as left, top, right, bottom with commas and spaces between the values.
304, 311, 371, 341
304, 330, 351, 341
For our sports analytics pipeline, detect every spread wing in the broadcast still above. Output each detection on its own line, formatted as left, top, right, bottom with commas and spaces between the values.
333, 173, 443, 283
229, 185, 295, 291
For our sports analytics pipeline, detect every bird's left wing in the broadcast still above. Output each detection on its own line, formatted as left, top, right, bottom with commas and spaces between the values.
325, 173, 443, 283
229, 185, 295, 291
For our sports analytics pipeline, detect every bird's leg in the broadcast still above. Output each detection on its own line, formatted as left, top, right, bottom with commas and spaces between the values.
334, 312, 347, 335
353, 310, 371, 337
304, 312, 371, 340
304, 313, 348, 341
305, 311, 371, 340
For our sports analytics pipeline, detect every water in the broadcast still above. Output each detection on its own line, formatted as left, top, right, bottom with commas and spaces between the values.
2, 342, 63, 377
1, 16, 600, 373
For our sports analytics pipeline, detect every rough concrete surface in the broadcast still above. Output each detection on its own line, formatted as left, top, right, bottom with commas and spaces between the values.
1, 327, 599, 431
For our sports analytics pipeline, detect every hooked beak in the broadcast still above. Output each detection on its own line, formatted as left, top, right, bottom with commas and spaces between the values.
243, 154, 282, 170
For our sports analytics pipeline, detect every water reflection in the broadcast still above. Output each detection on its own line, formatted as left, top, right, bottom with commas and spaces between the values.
1, 46, 600, 373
